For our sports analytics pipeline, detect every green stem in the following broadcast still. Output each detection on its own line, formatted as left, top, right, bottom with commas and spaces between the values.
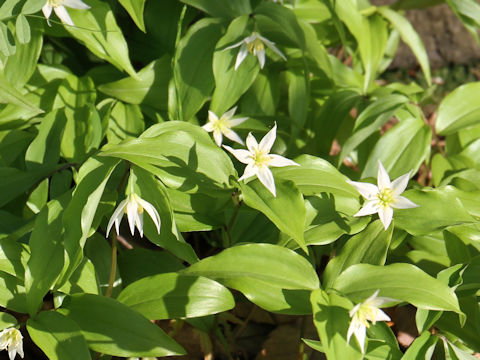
105, 235, 117, 298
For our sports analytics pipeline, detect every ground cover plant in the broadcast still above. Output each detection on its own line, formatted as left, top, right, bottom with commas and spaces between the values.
0, 0, 480, 358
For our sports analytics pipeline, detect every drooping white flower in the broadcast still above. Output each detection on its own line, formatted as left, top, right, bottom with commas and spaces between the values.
224, 32, 287, 70
347, 290, 391, 353
346, 161, 419, 230
106, 193, 161, 238
42, 0, 90, 27
223, 123, 299, 197
0, 328, 23, 360
202, 107, 248, 147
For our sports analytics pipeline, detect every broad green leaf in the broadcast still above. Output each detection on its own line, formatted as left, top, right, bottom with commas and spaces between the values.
0, 237, 29, 278
394, 186, 475, 235
446, 0, 480, 40
239, 179, 306, 251
100, 121, 236, 196
338, 94, 408, 166
179, 0, 251, 19
0, 74, 43, 114
183, 243, 319, 290
27, 311, 91, 360
401, 331, 437, 360
377, 7, 431, 85
0, 270, 27, 312
362, 115, 432, 179
118, 273, 234, 319
60, 294, 185, 357
299, 20, 333, 82
171, 18, 224, 121
0, 130, 33, 166
436, 82, 480, 135
0, 312, 17, 330
210, 15, 260, 115
15, 14, 30, 44
98, 57, 171, 111
240, 71, 279, 116
333, 263, 461, 314
25, 195, 69, 316
57, 257, 99, 296
67, 0, 136, 77
310, 289, 363, 359
0, 21, 14, 57
287, 69, 308, 138
106, 102, 144, 144
119, 0, 146, 32
323, 220, 392, 287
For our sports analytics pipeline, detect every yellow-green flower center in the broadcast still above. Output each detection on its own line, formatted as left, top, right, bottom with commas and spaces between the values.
247, 38, 264, 54
252, 149, 270, 167
377, 188, 393, 208
356, 304, 378, 328
125, 194, 144, 214
48, 0, 64, 7
213, 116, 230, 132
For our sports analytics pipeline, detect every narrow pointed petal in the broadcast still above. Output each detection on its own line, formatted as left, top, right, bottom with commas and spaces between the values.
262, 37, 287, 60
391, 172, 411, 196
354, 200, 379, 217
257, 49, 266, 69
235, 44, 249, 70
371, 309, 391, 323
223, 128, 244, 145
213, 130, 223, 146
222, 106, 237, 119
353, 323, 366, 353
223, 39, 245, 51
135, 212, 144, 237
377, 161, 391, 190
106, 199, 128, 237
346, 180, 379, 200
223, 145, 252, 164
208, 110, 218, 123
202, 122, 214, 132
378, 206, 394, 230
139, 199, 162, 234
258, 123, 277, 153
391, 196, 418, 209
228, 117, 248, 127
238, 163, 257, 182
64, 0, 91, 9
257, 166, 276, 196
54, 6, 74, 26
126, 201, 138, 236
245, 132, 258, 152
268, 154, 299, 167
42, 4, 53, 24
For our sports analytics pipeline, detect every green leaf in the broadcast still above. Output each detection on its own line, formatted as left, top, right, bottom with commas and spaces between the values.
106, 102, 144, 144
239, 179, 306, 251
210, 15, 260, 115
98, 57, 171, 111
25, 195, 69, 316
436, 82, 480, 135
183, 243, 319, 290
394, 187, 475, 235
0, 74, 43, 114
287, 69, 308, 138
27, 311, 91, 360
0, 312, 17, 330
15, 14, 30, 44
119, 0, 146, 32
0, 237, 29, 278
59, 294, 185, 357
0, 270, 27, 312
333, 263, 462, 314
67, 0, 136, 77
0, 21, 15, 57
179, 0, 251, 19
118, 273, 234, 319
401, 331, 437, 360
171, 18, 224, 121
323, 220, 392, 288
377, 7, 430, 85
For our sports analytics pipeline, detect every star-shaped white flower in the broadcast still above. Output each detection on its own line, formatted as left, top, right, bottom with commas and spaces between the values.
346, 161, 419, 230
224, 32, 287, 70
42, 0, 90, 27
202, 107, 248, 147
223, 123, 299, 197
106, 193, 161, 238
347, 290, 391, 353
0, 328, 23, 360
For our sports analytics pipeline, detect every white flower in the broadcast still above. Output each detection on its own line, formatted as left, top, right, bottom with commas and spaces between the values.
42, 0, 90, 27
223, 123, 299, 197
202, 107, 248, 147
106, 193, 161, 238
347, 290, 391, 353
0, 328, 23, 360
346, 161, 419, 230
224, 32, 287, 70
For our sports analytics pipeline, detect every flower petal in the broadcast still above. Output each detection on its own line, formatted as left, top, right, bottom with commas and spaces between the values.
207, 110, 218, 123
54, 5, 74, 26
377, 161, 391, 190
106, 198, 128, 237
258, 123, 277, 153
377, 206, 394, 230
139, 198, 162, 234
346, 180, 378, 200
245, 132, 258, 152
391, 196, 418, 209
64, 0, 91, 9
234, 44, 249, 70
223, 145, 252, 164
228, 117, 248, 127
213, 130, 223, 147
222, 106, 237, 119
370, 308, 391, 323
391, 171, 411, 196
257, 166, 276, 196
268, 154, 299, 168
135, 211, 144, 237
42, 4, 53, 25
238, 163, 257, 182
223, 39, 245, 51
256, 49, 266, 69
126, 200, 139, 236
354, 200, 379, 217
202, 122, 214, 132
347, 317, 366, 353
261, 36, 287, 60
223, 128, 244, 145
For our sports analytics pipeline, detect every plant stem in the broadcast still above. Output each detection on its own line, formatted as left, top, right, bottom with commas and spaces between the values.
105, 235, 118, 298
